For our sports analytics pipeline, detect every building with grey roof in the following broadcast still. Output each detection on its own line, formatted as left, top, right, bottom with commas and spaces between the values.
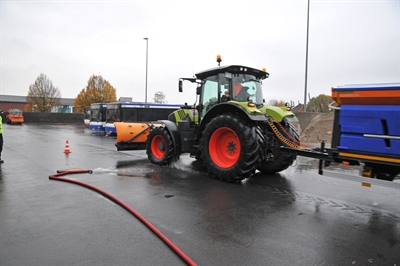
0, 94, 76, 113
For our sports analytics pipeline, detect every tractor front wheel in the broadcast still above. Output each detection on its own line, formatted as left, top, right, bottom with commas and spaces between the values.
201, 114, 259, 182
146, 127, 176, 165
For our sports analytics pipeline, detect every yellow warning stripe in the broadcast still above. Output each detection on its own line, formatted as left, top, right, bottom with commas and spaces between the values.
339, 152, 400, 164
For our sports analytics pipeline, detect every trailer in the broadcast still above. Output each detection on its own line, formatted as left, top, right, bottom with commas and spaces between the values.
281, 83, 400, 181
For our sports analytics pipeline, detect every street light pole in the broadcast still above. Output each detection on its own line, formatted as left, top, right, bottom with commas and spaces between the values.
144, 37, 148, 104
303, 0, 310, 112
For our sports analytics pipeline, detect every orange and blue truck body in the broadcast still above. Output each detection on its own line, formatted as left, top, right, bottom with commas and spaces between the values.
283, 83, 400, 181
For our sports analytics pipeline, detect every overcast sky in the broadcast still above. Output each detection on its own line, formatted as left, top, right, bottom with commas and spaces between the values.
1, 0, 399, 106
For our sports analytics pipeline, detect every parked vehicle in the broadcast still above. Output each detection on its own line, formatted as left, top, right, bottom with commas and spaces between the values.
83, 106, 91, 126
89, 103, 107, 133
6, 109, 24, 125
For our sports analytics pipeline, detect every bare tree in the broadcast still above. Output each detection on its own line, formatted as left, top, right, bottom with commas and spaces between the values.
153, 91, 166, 103
268, 99, 279, 106
27, 74, 61, 112
268, 99, 286, 106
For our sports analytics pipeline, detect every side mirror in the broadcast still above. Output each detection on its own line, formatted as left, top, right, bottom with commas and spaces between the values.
179, 79, 183, 92
196, 86, 201, 95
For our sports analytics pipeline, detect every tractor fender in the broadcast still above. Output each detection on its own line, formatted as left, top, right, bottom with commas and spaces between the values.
200, 102, 267, 128
159, 120, 182, 155
260, 105, 298, 123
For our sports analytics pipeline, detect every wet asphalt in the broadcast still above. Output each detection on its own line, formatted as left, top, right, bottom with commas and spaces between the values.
0, 124, 399, 266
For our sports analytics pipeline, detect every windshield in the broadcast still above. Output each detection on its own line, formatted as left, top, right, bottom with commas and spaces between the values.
90, 106, 100, 121
90, 104, 107, 121
84, 108, 91, 119
201, 75, 219, 117
10, 109, 22, 115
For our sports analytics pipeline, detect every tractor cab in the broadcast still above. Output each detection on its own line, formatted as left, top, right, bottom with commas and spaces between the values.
179, 60, 269, 123
197, 68, 267, 117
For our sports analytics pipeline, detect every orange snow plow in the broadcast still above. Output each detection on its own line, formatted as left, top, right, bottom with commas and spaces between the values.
115, 121, 162, 151
6, 109, 24, 125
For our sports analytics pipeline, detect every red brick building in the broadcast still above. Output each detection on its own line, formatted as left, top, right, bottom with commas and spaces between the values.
0, 95, 75, 113
0, 95, 26, 112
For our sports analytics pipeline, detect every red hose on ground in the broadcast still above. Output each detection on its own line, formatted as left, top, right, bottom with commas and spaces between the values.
49, 169, 197, 266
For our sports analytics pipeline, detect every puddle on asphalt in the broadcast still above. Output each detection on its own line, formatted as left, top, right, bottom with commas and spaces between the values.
292, 156, 360, 175
92, 166, 156, 178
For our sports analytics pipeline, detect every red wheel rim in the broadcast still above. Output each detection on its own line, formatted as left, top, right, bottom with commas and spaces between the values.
209, 127, 240, 168
151, 135, 165, 159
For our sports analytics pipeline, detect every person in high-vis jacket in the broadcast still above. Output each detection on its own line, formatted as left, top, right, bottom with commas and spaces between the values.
0, 110, 3, 163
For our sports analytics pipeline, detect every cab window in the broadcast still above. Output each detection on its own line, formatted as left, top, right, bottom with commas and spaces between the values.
201, 76, 219, 116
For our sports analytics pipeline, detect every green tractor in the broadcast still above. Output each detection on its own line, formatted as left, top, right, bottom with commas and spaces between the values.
146, 56, 301, 182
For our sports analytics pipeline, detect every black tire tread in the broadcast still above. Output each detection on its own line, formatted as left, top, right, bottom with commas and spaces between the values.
146, 127, 175, 165
201, 114, 259, 182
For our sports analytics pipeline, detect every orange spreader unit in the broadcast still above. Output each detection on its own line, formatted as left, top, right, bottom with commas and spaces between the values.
115, 122, 163, 144
114, 121, 165, 151
331, 83, 400, 105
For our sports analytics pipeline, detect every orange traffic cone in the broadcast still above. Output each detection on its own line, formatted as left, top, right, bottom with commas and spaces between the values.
64, 140, 71, 154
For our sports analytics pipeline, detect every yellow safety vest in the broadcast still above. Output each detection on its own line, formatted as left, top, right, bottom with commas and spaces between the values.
0, 116, 3, 134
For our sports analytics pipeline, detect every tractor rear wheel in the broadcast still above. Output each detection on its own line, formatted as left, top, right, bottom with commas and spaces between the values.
257, 119, 298, 174
201, 114, 259, 182
146, 127, 176, 165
